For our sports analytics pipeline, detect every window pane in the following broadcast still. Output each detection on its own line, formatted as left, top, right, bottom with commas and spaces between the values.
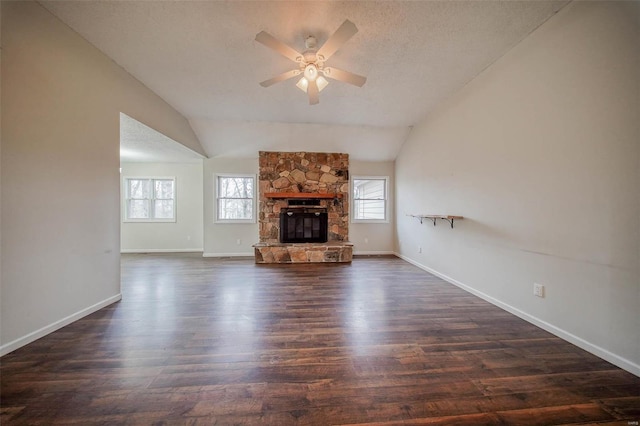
219, 177, 253, 198
128, 199, 150, 219
218, 199, 253, 220
354, 179, 385, 199
354, 199, 386, 220
153, 200, 174, 219
155, 180, 174, 199
129, 179, 150, 199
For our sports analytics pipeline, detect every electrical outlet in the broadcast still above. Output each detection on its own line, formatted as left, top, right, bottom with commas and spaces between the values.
364, 237, 369, 244
418, 246, 422, 253
533, 283, 545, 298
236, 239, 242, 245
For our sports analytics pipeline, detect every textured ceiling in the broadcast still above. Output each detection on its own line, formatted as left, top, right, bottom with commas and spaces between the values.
42, 0, 569, 161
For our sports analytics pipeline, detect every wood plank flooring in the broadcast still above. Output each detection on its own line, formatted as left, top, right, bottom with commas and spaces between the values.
2, 254, 639, 425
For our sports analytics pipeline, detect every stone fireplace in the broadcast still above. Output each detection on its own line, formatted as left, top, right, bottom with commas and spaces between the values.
253, 151, 353, 263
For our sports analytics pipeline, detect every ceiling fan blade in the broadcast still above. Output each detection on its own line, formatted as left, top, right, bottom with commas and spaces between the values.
323, 67, 367, 87
316, 19, 358, 61
255, 31, 303, 63
308, 80, 320, 105
259, 70, 301, 87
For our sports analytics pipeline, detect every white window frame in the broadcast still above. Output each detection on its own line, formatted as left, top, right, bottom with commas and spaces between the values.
123, 176, 176, 223
351, 176, 389, 223
215, 173, 257, 224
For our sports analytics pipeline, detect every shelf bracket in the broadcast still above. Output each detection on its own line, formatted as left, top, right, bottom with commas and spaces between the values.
442, 217, 455, 228
408, 214, 423, 224
407, 214, 463, 229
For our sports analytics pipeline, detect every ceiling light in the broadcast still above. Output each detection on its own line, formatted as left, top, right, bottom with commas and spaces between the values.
296, 76, 329, 93
303, 64, 318, 82
296, 77, 309, 92
316, 76, 329, 92
256, 19, 367, 105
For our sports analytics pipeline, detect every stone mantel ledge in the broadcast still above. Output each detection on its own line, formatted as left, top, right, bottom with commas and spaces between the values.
253, 241, 353, 264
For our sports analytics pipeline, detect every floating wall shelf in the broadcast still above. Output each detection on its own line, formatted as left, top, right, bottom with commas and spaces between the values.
264, 192, 343, 199
408, 214, 463, 228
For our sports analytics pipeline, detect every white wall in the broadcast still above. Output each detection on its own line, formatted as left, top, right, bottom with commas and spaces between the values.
395, 1, 639, 374
121, 162, 204, 252
202, 157, 395, 256
0, 0, 3, 336
203, 157, 259, 256
0, 1, 205, 354
350, 160, 395, 254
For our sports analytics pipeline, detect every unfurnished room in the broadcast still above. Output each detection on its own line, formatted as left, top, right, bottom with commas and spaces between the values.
1, 1, 639, 424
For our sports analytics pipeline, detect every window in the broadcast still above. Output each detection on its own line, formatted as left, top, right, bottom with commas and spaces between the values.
352, 176, 388, 222
215, 174, 255, 222
124, 177, 176, 222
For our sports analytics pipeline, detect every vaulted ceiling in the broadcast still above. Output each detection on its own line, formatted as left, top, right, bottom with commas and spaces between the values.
41, 1, 569, 162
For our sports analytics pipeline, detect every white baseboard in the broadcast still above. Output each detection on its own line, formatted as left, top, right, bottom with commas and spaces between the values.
395, 252, 640, 377
353, 250, 396, 256
0, 294, 122, 357
121, 248, 203, 253
202, 252, 254, 258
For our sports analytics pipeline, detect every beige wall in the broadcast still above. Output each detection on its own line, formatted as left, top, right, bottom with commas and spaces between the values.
203, 157, 259, 256
0, 0, 3, 337
350, 160, 395, 254
395, 1, 639, 374
202, 157, 396, 256
0, 1, 205, 354
120, 162, 204, 252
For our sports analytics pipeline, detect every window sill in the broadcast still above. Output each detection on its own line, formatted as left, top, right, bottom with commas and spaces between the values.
214, 220, 256, 224
351, 219, 389, 224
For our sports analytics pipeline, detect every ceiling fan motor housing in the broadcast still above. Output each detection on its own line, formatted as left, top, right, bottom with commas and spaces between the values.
302, 50, 319, 66
304, 35, 317, 49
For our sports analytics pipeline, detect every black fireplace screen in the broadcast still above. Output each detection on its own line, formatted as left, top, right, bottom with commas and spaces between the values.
280, 208, 328, 243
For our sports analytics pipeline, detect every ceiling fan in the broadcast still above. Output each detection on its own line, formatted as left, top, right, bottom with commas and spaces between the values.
255, 19, 367, 105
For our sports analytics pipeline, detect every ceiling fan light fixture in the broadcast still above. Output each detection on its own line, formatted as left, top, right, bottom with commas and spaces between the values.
296, 76, 328, 93
303, 64, 318, 81
256, 19, 365, 105
296, 77, 309, 92
316, 76, 329, 92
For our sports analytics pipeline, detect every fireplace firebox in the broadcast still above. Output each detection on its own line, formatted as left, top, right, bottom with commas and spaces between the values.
279, 207, 328, 243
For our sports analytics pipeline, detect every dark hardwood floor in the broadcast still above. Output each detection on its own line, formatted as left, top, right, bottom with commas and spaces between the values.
1, 254, 638, 425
